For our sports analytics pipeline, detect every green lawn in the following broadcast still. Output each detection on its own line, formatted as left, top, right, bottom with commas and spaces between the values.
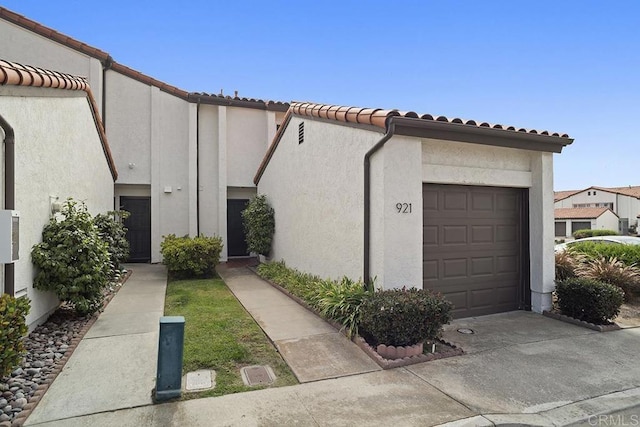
164, 277, 297, 398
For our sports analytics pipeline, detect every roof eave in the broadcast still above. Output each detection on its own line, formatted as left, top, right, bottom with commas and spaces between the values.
391, 116, 573, 153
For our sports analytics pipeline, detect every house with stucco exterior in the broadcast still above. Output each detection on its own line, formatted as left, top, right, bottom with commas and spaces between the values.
554, 186, 640, 235
554, 207, 619, 238
0, 60, 117, 326
256, 102, 573, 318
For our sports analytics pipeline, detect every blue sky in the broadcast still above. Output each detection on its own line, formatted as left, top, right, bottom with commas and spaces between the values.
2, 1, 639, 191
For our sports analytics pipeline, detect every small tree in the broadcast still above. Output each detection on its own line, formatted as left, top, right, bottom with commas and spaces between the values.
242, 194, 275, 256
31, 199, 111, 316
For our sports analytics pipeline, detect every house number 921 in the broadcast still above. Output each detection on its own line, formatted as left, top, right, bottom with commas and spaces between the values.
396, 203, 412, 213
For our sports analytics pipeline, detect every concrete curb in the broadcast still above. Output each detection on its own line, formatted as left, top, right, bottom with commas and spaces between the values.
543, 310, 621, 332
435, 387, 640, 427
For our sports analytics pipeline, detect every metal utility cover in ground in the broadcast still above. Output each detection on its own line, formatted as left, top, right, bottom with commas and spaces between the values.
240, 365, 275, 386
184, 370, 215, 392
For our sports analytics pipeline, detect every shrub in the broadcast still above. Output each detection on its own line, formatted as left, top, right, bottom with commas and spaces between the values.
0, 295, 30, 377
94, 210, 130, 273
160, 234, 223, 278
555, 250, 581, 281
576, 257, 640, 300
31, 199, 111, 316
242, 195, 275, 256
572, 229, 618, 239
257, 261, 370, 337
359, 288, 453, 347
555, 278, 624, 324
568, 241, 640, 267
315, 277, 372, 338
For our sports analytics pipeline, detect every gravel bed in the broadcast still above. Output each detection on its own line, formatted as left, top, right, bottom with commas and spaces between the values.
0, 272, 129, 426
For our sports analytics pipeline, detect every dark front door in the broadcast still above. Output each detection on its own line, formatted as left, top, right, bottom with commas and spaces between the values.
423, 184, 525, 318
120, 196, 151, 262
227, 199, 250, 257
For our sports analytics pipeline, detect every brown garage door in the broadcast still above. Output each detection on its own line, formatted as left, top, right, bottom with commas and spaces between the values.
423, 184, 526, 318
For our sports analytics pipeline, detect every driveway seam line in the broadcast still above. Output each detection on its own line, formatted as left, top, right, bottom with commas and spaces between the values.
403, 367, 477, 414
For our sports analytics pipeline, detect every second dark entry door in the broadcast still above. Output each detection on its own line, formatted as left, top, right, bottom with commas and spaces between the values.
227, 199, 250, 257
120, 196, 151, 263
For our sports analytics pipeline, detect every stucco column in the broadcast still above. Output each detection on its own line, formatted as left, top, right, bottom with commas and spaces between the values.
188, 103, 198, 236
150, 87, 162, 263
529, 152, 555, 312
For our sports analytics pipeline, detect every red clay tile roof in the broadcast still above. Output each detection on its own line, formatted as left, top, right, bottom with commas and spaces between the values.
189, 92, 289, 112
0, 7, 287, 108
554, 207, 616, 219
592, 185, 640, 199
554, 189, 582, 202
290, 101, 572, 138
0, 59, 117, 180
254, 101, 573, 184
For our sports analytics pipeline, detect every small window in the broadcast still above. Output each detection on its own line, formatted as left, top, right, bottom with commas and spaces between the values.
593, 191, 596, 195
298, 122, 304, 144
587, 191, 591, 196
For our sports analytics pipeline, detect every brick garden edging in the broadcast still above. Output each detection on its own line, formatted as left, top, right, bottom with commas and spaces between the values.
9, 270, 132, 427
542, 310, 621, 332
247, 266, 465, 369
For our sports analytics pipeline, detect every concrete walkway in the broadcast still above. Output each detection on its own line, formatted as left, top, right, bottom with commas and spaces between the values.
24, 264, 640, 426
25, 264, 167, 426
217, 265, 380, 382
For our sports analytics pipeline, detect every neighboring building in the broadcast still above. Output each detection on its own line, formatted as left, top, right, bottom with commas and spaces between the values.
554, 186, 640, 235
0, 60, 117, 327
554, 207, 619, 238
256, 102, 573, 318
0, 7, 288, 264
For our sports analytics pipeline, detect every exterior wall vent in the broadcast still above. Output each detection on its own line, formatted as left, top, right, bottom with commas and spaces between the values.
298, 122, 304, 144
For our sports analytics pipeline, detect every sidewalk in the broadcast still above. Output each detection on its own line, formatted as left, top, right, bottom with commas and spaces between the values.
216, 264, 380, 382
25, 264, 167, 426
23, 264, 640, 426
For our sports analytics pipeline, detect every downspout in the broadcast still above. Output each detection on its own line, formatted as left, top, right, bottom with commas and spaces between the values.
363, 119, 396, 290
196, 98, 201, 236
101, 56, 114, 128
0, 113, 15, 295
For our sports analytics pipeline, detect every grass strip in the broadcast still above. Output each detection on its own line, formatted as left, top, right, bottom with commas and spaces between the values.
164, 277, 297, 398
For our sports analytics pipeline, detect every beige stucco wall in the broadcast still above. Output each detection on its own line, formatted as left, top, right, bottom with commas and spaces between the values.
0, 87, 114, 328
258, 117, 380, 280
0, 20, 104, 114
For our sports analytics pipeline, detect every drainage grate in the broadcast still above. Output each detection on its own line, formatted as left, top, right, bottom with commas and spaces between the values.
240, 365, 276, 386
457, 328, 475, 335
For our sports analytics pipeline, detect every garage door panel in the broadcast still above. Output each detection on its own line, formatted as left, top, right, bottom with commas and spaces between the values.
423, 184, 523, 318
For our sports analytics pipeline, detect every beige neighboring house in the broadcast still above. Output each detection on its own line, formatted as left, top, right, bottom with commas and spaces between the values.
256, 101, 573, 318
0, 60, 117, 327
554, 207, 619, 238
554, 185, 640, 235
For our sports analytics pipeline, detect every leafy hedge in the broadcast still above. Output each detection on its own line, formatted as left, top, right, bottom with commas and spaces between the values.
0, 295, 30, 377
160, 234, 223, 278
31, 199, 111, 316
556, 278, 624, 324
572, 229, 618, 239
359, 288, 452, 347
569, 241, 640, 267
94, 210, 130, 273
257, 261, 370, 337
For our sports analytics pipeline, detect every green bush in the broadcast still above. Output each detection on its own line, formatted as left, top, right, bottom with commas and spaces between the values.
257, 261, 370, 337
160, 234, 223, 278
555, 278, 624, 324
242, 195, 275, 256
576, 257, 640, 300
572, 229, 618, 239
555, 250, 581, 281
0, 295, 30, 377
359, 288, 453, 347
569, 241, 640, 267
94, 210, 130, 273
31, 199, 111, 316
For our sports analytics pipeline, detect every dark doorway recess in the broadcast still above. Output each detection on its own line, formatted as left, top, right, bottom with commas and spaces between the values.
227, 199, 250, 257
120, 196, 151, 262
